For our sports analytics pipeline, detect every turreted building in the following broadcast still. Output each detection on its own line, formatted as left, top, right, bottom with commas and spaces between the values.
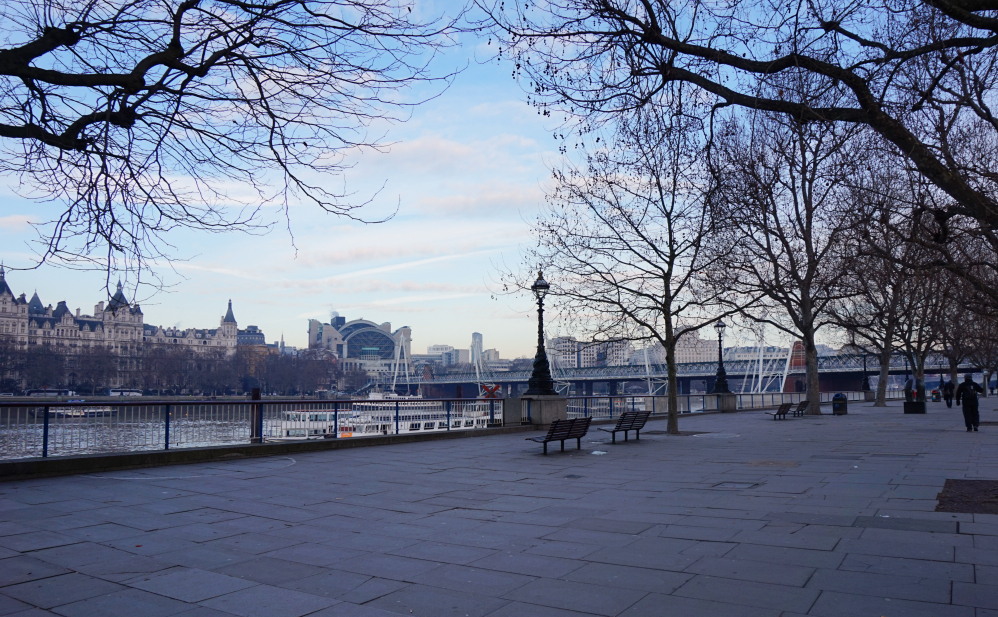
0, 266, 237, 355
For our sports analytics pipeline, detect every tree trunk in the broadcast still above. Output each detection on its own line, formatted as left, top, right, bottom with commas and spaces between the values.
984, 370, 991, 398
804, 336, 821, 414
949, 357, 959, 386
666, 342, 679, 435
875, 346, 891, 407
915, 353, 927, 383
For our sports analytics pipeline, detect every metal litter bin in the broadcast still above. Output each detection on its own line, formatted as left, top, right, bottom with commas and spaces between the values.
931, 389, 941, 402
832, 393, 848, 415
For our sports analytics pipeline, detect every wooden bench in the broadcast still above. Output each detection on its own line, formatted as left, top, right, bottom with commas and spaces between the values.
526, 417, 593, 454
598, 410, 652, 443
766, 402, 792, 420
792, 401, 810, 417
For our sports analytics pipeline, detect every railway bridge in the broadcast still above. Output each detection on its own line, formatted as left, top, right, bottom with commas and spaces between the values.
377, 354, 980, 398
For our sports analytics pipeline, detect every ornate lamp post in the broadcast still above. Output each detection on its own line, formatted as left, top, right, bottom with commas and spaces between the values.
711, 320, 730, 394
524, 271, 556, 396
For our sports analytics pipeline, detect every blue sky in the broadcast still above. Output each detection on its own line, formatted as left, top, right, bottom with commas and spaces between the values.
0, 19, 564, 358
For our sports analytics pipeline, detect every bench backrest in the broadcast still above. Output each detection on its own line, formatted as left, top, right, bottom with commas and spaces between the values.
776, 402, 792, 413
793, 401, 809, 412
614, 410, 652, 431
543, 419, 576, 440
566, 417, 592, 439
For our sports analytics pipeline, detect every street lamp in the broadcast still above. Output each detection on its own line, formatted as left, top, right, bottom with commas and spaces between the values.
712, 320, 730, 394
524, 271, 556, 396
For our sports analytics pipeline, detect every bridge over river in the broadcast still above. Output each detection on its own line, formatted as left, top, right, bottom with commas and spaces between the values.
377, 354, 981, 398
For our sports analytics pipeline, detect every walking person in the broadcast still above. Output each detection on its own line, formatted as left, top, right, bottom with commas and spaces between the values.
943, 380, 956, 408
956, 374, 983, 432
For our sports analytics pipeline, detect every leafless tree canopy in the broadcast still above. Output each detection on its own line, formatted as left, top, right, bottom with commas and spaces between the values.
484, 0, 998, 253
506, 103, 738, 431
709, 111, 857, 413
0, 0, 460, 273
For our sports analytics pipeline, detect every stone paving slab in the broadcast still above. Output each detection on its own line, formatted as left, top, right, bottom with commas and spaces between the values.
2, 398, 998, 616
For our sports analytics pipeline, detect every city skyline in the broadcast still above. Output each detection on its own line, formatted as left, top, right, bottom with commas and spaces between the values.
0, 16, 554, 359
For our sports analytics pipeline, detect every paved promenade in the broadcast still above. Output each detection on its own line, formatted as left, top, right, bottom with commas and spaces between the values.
1, 398, 997, 617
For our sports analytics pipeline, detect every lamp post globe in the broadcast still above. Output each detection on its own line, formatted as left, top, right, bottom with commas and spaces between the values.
712, 320, 730, 394
524, 270, 556, 396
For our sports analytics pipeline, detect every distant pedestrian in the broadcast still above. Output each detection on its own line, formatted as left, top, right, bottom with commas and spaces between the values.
942, 380, 955, 408
956, 374, 983, 432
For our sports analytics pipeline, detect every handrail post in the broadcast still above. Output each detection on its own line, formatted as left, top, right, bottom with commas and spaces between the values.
250, 388, 262, 443
334, 402, 338, 438
395, 401, 400, 435
42, 405, 50, 458
164, 404, 171, 450
489, 400, 494, 426
652, 395, 656, 415
584, 397, 588, 418
446, 400, 451, 431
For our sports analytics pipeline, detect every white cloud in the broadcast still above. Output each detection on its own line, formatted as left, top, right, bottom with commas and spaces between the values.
0, 214, 34, 231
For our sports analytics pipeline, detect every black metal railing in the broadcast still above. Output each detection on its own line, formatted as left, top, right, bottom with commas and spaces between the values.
0, 398, 504, 460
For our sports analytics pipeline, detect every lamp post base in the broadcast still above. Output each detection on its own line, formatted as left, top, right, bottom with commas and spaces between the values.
520, 395, 568, 429
716, 393, 737, 412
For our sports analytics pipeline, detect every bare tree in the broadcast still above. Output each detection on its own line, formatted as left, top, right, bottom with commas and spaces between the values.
23, 344, 66, 388
485, 0, 998, 305
967, 312, 998, 396
894, 268, 948, 385
831, 160, 930, 405
1, 0, 461, 278
509, 104, 737, 434
75, 344, 117, 394
709, 112, 856, 414
829, 260, 905, 407
0, 335, 23, 392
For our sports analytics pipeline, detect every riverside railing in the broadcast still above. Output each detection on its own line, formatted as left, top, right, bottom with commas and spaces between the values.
558, 390, 906, 421
0, 398, 503, 461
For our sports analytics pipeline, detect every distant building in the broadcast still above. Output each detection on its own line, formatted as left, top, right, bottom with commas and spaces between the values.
674, 330, 717, 364
238, 325, 266, 345
580, 341, 631, 367
815, 344, 840, 356
308, 315, 410, 375
488, 358, 513, 372
410, 353, 444, 365
142, 300, 238, 354
483, 348, 501, 362
727, 345, 790, 362
427, 344, 454, 355
441, 349, 470, 366
549, 336, 580, 368
0, 265, 237, 356
471, 333, 483, 363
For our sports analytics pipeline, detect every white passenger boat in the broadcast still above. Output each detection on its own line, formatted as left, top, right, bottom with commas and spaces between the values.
36, 404, 116, 418
268, 397, 497, 441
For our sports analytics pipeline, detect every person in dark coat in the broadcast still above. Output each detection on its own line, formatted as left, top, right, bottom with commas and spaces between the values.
956, 374, 983, 432
943, 380, 956, 407
942, 380, 956, 408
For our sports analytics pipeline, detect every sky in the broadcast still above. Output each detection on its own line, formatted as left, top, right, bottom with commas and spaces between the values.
0, 14, 561, 359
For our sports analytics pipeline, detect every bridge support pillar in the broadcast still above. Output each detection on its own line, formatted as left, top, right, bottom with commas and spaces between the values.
584, 382, 593, 396
608, 381, 619, 396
